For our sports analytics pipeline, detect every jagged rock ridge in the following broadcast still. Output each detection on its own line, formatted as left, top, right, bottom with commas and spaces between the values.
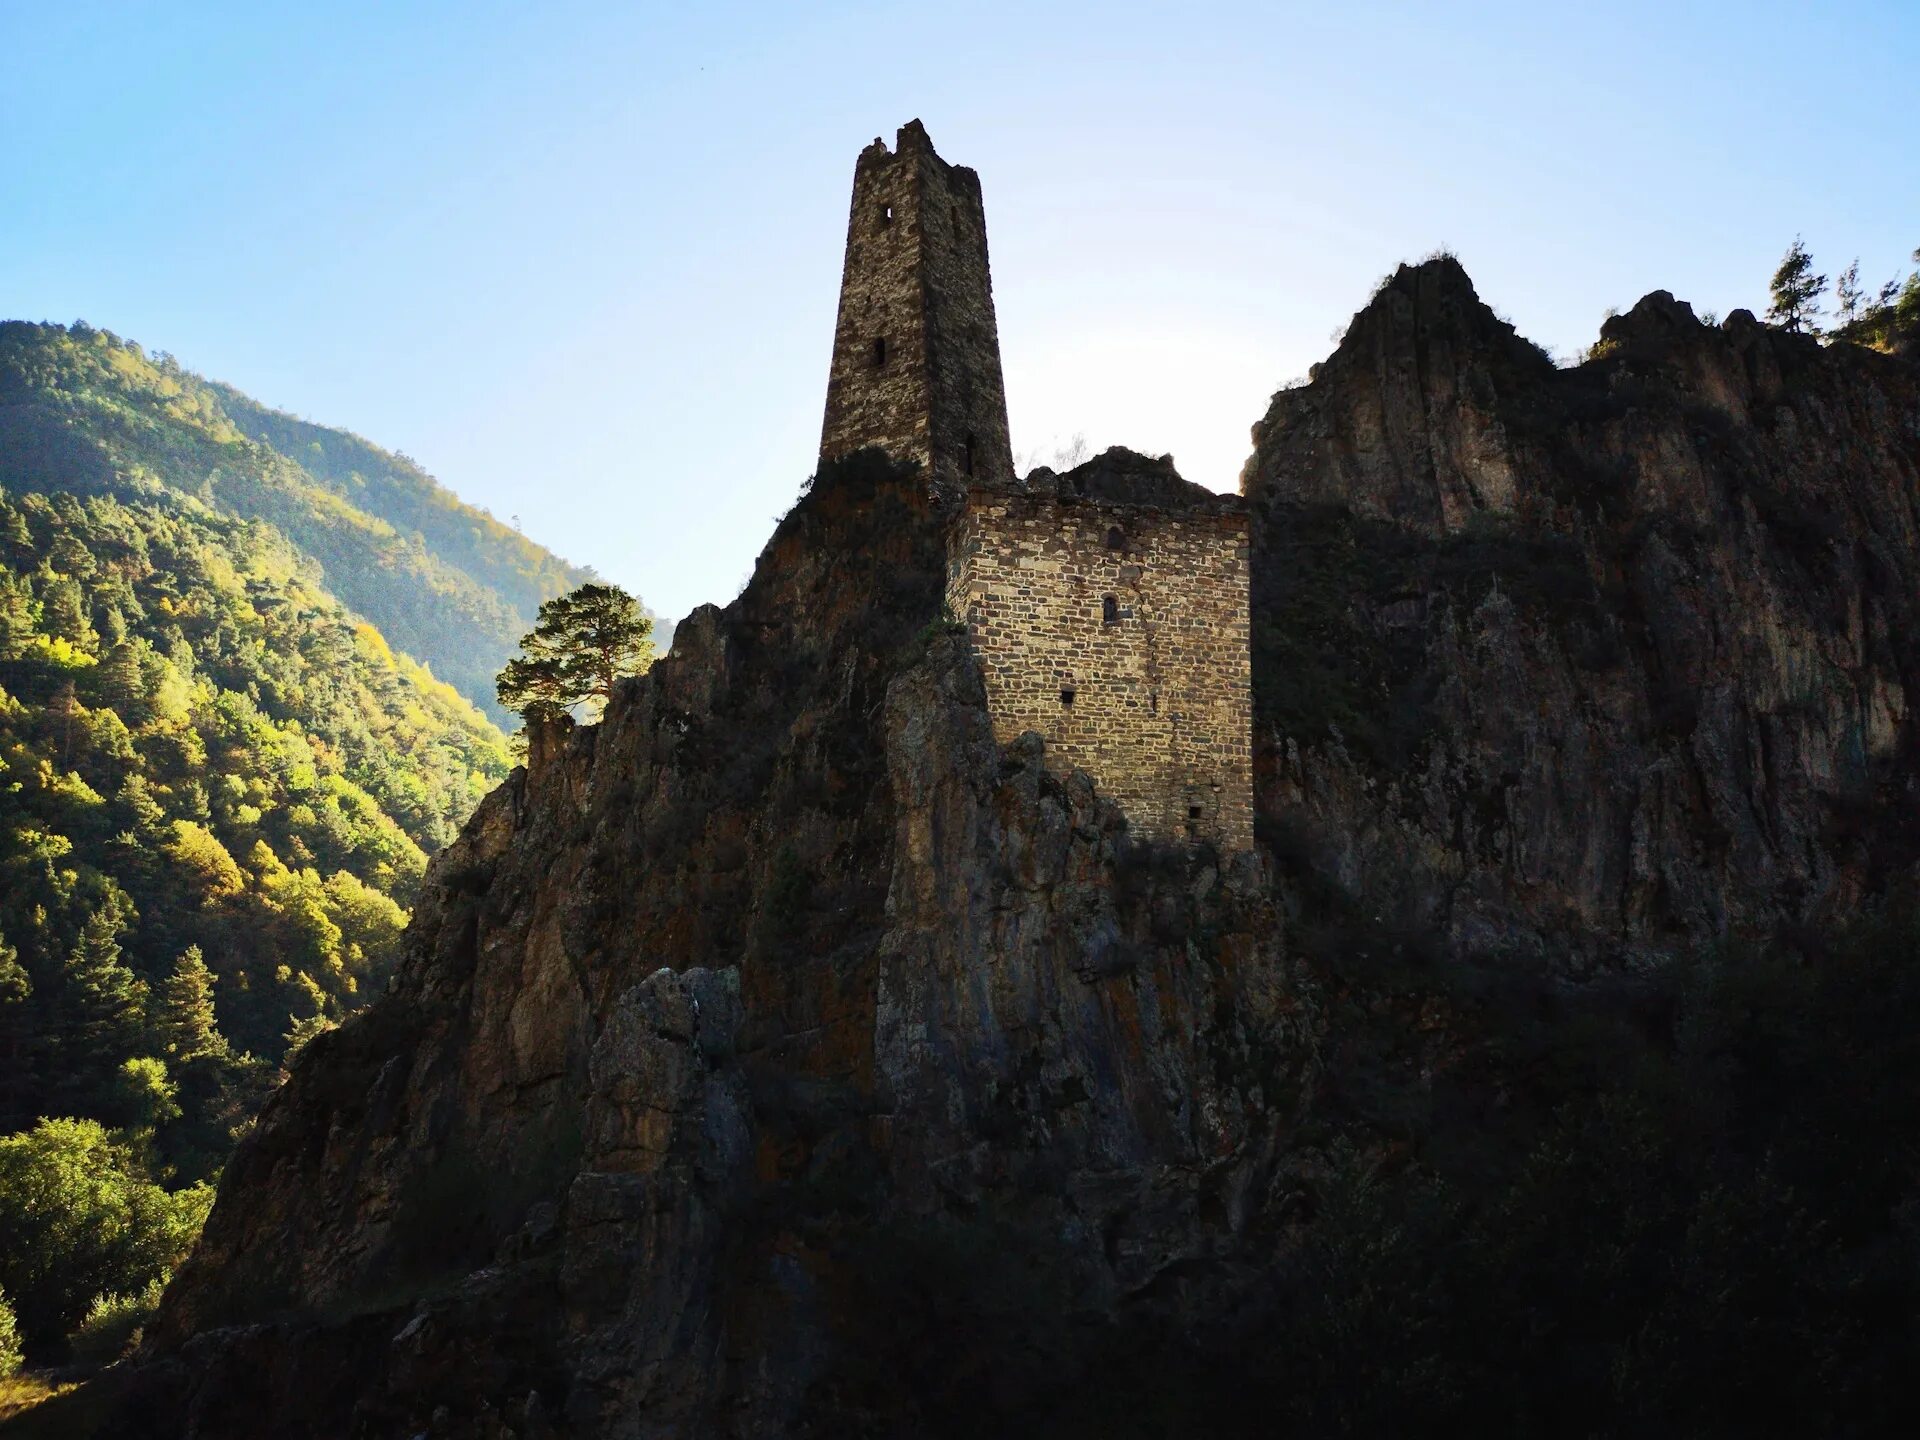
1245, 257, 1920, 964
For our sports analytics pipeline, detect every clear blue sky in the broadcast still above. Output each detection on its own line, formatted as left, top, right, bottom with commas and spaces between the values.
6, 1, 1916, 624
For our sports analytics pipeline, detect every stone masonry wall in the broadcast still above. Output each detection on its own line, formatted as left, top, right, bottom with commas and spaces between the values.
946, 489, 1254, 850
819, 121, 1012, 487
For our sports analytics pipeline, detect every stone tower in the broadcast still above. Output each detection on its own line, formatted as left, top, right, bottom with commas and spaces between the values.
946, 451, 1254, 852
819, 120, 1013, 488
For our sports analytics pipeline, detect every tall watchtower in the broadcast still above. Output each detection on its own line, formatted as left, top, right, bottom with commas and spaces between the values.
819, 121, 1013, 488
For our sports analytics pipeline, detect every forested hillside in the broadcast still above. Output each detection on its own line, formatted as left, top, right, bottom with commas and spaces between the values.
0, 481, 512, 1360
0, 322, 609, 723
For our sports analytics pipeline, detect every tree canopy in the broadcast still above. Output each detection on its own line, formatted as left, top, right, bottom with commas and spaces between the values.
496, 582, 654, 723
1767, 236, 1827, 333
0, 321, 620, 725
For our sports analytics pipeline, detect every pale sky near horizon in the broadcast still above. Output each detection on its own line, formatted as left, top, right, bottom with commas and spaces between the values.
5, 1, 1917, 624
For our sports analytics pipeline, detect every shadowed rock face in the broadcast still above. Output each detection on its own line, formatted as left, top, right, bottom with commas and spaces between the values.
109, 263, 1920, 1436
1244, 257, 1920, 965
121, 453, 1293, 1437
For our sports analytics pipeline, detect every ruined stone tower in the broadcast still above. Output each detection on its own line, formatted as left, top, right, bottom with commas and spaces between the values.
821, 124, 1252, 852
819, 120, 1013, 488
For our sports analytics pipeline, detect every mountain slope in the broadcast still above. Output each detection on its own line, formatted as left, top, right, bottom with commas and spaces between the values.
0, 481, 510, 1165
0, 322, 606, 723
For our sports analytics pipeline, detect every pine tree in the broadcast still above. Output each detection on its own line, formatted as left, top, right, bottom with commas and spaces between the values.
97, 640, 145, 718
1767, 237, 1827, 334
155, 946, 224, 1063
1898, 249, 1920, 333
0, 575, 32, 659
53, 909, 147, 1110
496, 582, 654, 723
1834, 259, 1864, 330
41, 574, 97, 651
113, 773, 166, 836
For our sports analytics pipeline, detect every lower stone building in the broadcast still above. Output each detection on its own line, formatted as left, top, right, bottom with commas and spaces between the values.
945, 448, 1253, 851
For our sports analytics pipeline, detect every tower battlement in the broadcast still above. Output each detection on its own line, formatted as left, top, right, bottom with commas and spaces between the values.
819, 121, 1013, 489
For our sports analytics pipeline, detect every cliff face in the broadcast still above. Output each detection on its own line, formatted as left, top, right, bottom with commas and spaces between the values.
1244, 258, 1920, 965
109, 265, 1920, 1436
123, 455, 1293, 1437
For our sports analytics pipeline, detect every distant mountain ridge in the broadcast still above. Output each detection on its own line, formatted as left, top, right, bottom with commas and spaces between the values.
0, 321, 622, 723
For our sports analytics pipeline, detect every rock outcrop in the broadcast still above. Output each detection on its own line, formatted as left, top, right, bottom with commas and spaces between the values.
100, 262, 1920, 1437
116, 454, 1294, 1436
1244, 257, 1920, 966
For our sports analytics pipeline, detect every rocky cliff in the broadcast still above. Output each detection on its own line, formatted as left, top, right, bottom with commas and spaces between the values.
111, 454, 1294, 1437
1245, 257, 1920, 967
92, 263, 1920, 1437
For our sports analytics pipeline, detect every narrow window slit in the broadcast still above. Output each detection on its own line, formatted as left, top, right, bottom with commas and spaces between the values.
1102, 595, 1119, 624
873, 337, 887, 367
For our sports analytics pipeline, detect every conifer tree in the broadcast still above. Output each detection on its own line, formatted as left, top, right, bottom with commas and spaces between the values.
1898, 249, 1920, 332
156, 946, 224, 1063
1767, 237, 1827, 334
0, 575, 31, 658
496, 582, 653, 723
97, 640, 146, 717
113, 773, 165, 836
54, 909, 147, 1108
41, 574, 96, 651
1834, 259, 1864, 329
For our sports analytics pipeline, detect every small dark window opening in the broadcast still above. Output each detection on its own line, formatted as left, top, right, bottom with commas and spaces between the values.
963, 431, 976, 477
1106, 525, 1125, 550
1102, 595, 1119, 624
1060, 687, 1076, 707
873, 337, 887, 367
1188, 804, 1203, 820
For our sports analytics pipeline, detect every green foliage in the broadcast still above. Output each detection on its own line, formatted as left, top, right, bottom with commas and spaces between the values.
154, 946, 223, 1064
0, 471, 512, 1199
66, 1278, 164, 1366
495, 581, 653, 723
1830, 245, 1920, 353
0, 320, 614, 725
110, 1057, 179, 1131
0, 1288, 20, 1378
0, 1118, 210, 1352
1767, 236, 1827, 334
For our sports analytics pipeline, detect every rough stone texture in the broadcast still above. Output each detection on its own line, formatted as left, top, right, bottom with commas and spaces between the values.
947, 450, 1253, 850
1242, 257, 1920, 964
119, 454, 1294, 1437
92, 242, 1920, 1435
818, 120, 1014, 489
